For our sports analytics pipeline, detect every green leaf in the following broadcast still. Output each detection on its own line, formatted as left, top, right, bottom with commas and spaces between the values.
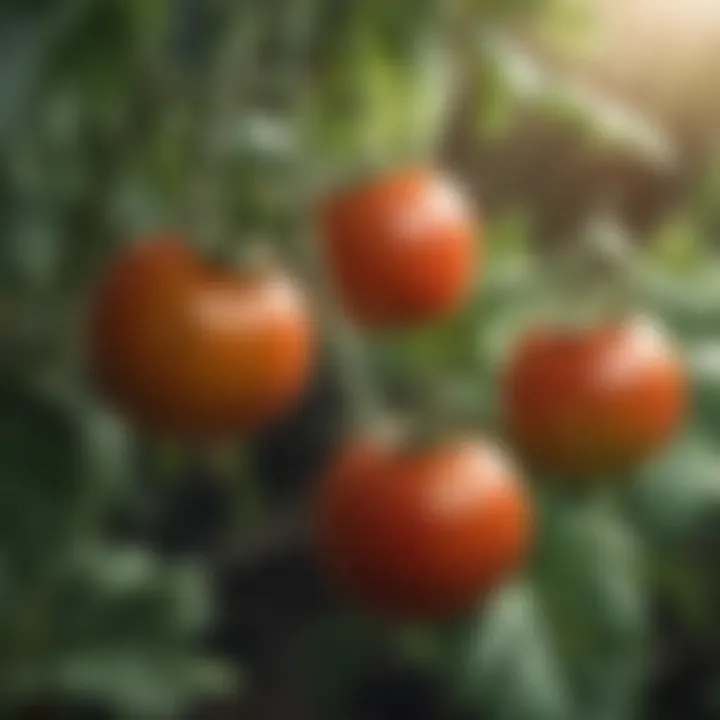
77, 402, 136, 524
531, 495, 647, 720
122, 0, 173, 51
3, 543, 233, 715
44, 651, 233, 719
309, 20, 455, 171
529, 0, 596, 55
485, 210, 532, 261
0, 3, 93, 141
448, 583, 573, 720
447, 497, 647, 720
626, 434, 720, 638
0, 18, 46, 140
0, 381, 83, 576
396, 40, 455, 156
631, 262, 720, 340
627, 434, 720, 547
687, 340, 720, 437
475, 42, 523, 142
483, 32, 675, 166
649, 214, 705, 275
47, 544, 214, 649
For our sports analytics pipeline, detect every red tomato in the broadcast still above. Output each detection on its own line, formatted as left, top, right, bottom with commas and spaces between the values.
315, 437, 532, 619
89, 236, 314, 439
502, 317, 687, 478
321, 168, 479, 327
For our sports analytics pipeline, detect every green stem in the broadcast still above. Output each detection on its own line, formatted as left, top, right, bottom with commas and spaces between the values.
262, 0, 385, 436
383, 327, 456, 446
185, 2, 266, 260
301, 220, 384, 436
544, 210, 641, 327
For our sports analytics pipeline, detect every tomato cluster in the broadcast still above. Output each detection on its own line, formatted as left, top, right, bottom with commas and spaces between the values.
90, 166, 687, 621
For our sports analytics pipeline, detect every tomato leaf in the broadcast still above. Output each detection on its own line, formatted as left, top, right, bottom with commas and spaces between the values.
0, 380, 83, 578
626, 435, 720, 548
445, 496, 647, 720
444, 582, 573, 720
1, 544, 234, 716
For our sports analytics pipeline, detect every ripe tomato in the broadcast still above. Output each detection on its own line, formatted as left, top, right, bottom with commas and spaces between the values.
315, 437, 531, 619
503, 317, 687, 478
89, 236, 314, 439
321, 168, 479, 327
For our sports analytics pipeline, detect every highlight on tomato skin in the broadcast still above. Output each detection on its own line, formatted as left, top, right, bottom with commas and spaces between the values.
320, 167, 480, 329
88, 235, 316, 440
314, 436, 532, 620
502, 315, 688, 479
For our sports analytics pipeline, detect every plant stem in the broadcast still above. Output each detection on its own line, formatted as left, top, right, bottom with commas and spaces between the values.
292, 196, 383, 435
317, 272, 383, 435
186, 2, 265, 260
264, 0, 385, 436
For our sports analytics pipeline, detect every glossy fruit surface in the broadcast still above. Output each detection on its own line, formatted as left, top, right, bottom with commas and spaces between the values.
503, 316, 687, 478
321, 168, 478, 327
315, 437, 531, 619
90, 237, 314, 439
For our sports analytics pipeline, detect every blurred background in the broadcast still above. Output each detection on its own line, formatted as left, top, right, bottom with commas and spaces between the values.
3, 0, 720, 718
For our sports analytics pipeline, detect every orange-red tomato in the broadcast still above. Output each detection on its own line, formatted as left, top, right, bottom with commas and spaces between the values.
321, 168, 479, 327
502, 317, 687, 478
89, 236, 314, 439
315, 437, 531, 619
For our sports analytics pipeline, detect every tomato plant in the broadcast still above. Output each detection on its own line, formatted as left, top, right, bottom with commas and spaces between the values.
89, 236, 315, 439
314, 436, 532, 619
320, 168, 479, 328
502, 316, 687, 478
6, 0, 720, 717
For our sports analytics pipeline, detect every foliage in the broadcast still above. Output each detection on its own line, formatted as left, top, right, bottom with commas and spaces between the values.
1, 0, 720, 719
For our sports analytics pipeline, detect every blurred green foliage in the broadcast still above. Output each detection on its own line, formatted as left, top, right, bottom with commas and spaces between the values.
2, 0, 720, 718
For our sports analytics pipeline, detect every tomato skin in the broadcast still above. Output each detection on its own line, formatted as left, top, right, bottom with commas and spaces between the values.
315, 438, 531, 619
503, 317, 687, 478
90, 237, 314, 439
321, 168, 479, 328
